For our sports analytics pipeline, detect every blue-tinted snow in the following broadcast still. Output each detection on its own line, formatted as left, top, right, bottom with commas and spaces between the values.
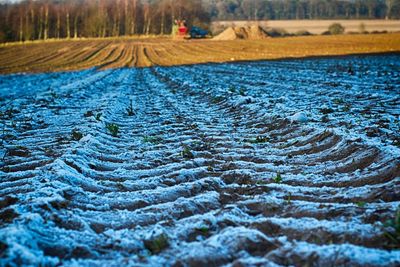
0, 54, 399, 266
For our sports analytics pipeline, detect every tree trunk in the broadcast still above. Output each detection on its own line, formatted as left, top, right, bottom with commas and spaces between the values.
113, 0, 121, 37
25, 9, 30, 40
385, 0, 392, 19
102, 26, 106, 38
131, 0, 137, 34
355, 1, 361, 19
66, 11, 70, 39
170, 0, 174, 20
30, 4, 35, 40
113, 20, 117, 37
146, 18, 151, 35
19, 15, 23, 42
38, 7, 43, 40
345, 4, 350, 18
74, 14, 78, 38
56, 11, 60, 39
98, 0, 105, 38
160, 6, 165, 34
44, 4, 49, 40
143, 3, 149, 34
124, 0, 129, 35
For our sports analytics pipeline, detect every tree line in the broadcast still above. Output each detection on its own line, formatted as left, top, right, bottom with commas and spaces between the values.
0, 0, 399, 43
0, 0, 209, 42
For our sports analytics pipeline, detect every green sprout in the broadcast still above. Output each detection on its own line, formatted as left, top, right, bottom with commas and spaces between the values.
356, 201, 366, 208
342, 104, 352, 112
211, 96, 225, 104
383, 206, 400, 248
181, 145, 194, 159
126, 100, 135, 116
333, 98, 344, 105
106, 123, 119, 137
196, 226, 209, 234
273, 172, 282, 183
286, 193, 292, 204
84, 110, 93, 117
144, 234, 169, 254
248, 136, 269, 144
320, 107, 334, 114
50, 90, 58, 99
71, 129, 83, 141
143, 135, 162, 144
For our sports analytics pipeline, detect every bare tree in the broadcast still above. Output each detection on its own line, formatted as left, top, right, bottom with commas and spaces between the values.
43, 2, 49, 40
73, 16, 78, 38
159, 0, 167, 34
38, 5, 43, 40
123, 0, 130, 35
366, 0, 376, 18
142, 0, 150, 34
131, 0, 137, 34
386, 0, 394, 19
56, 4, 61, 39
18, 5, 23, 41
65, 3, 71, 39
110, 0, 121, 37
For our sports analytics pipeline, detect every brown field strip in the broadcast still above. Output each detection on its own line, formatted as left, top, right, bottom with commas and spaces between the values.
0, 33, 399, 74
214, 19, 400, 34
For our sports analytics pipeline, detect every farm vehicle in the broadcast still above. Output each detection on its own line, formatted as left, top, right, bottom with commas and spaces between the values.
173, 20, 209, 40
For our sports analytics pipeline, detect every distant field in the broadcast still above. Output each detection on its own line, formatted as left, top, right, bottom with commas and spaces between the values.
214, 20, 400, 34
0, 33, 399, 74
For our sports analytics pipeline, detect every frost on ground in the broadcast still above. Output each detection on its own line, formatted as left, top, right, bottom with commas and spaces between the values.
0, 54, 399, 266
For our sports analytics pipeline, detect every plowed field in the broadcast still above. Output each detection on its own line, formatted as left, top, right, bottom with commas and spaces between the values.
0, 33, 399, 74
0, 54, 399, 266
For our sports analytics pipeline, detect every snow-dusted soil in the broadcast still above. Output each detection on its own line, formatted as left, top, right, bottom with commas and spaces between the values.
0, 54, 399, 266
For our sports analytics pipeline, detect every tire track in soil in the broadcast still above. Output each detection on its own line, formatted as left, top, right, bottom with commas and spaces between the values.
0, 54, 399, 266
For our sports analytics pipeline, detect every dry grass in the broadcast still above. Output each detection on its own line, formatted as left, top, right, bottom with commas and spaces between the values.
0, 33, 399, 74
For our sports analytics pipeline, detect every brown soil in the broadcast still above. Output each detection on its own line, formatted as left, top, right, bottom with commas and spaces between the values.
0, 33, 399, 74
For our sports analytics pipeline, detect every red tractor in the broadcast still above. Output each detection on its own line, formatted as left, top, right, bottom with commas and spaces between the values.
173, 20, 188, 39
173, 20, 209, 39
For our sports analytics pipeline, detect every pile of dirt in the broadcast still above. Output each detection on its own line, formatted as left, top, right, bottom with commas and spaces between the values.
213, 25, 268, 40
